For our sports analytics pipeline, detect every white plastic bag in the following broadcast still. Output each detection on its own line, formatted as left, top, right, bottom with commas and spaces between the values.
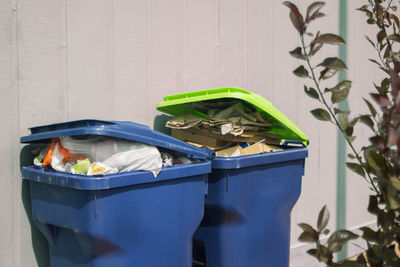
94, 142, 162, 176
43, 136, 163, 177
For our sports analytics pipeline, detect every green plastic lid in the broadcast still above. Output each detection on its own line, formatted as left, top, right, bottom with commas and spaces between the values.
156, 87, 309, 146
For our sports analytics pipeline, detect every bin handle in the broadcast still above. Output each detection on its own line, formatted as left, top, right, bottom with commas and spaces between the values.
281, 140, 307, 147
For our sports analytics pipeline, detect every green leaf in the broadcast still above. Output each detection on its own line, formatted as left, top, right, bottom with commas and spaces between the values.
314, 33, 345, 45
319, 68, 338, 80
289, 47, 306, 60
359, 115, 374, 131
363, 98, 377, 117
387, 185, 400, 210
310, 109, 331, 121
317, 245, 333, 265
326, 80, 351, 104
344, 126, 354, 138
317, 205, 329, 232
347, 136, 356, 142
389, 176, 400, 191
381, 78, 390, 93
306, 248, 318, 257
337, 260, 365, 267
367, 195, 379, 215
325, 80, 351, 93
327, 230, 359, 252
332, 84, 350, 103
345, 126, 354, 137
349, 117, 359, 127
346, 162, 366, 178
298, 231, 317, 242
293, 65, 309, 78
364, 149, 386, 172
377, 210, 395, 231
318, 57, 347, 70
338, 114, 349, 130
298, 223, 316, 233
347, 153, 356, 159
360, 227, 378, 242
304, 86, 319, 100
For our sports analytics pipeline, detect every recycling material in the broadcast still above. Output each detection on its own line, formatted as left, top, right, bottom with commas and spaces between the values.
21, 120, 212, 267
33, 136, 196, 177
166, 101, 282, 156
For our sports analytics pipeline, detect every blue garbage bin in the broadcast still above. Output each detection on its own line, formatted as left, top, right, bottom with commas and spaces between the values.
193, 146, 307, 267
20, 120, 213, 267
156, 88, 309, 267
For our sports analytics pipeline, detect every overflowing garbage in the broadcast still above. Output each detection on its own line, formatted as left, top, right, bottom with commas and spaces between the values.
33, 136, 198, 177
165, 100, 283, 156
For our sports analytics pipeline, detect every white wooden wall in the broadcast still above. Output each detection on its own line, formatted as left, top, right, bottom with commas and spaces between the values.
0, 0, 379, 266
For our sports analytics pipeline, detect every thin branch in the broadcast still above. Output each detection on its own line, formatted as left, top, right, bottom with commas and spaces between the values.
300, 35, 381, 195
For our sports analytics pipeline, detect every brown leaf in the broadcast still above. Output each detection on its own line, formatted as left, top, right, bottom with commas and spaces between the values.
357, 5, 369, 12
392, 14, 400, 29
317, 205, 330, 232
298, 231, 317, 242
371, 93, 391, 108
310, 42, 323, 56
363, 98, 377, 117
384, 45, 391, 59
283, 2, 305, 34
388, 128, 399, 147
314, 33, 345, 45
305, 2, 326, 23
377, 29, 386, 43
365, 36, 376, 48
368, 59, 383, 68
387, 34, 400, 42
390, 70, 400, 99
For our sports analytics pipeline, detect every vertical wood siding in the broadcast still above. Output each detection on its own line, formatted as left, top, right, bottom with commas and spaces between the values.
0, 1, 375, 266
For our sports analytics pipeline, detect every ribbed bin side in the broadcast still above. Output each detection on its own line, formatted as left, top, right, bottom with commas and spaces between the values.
30, 174, 206, 267
194, 158, 305, 267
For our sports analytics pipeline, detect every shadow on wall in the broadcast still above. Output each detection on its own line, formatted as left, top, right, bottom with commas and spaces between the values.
20, 144, 50, 267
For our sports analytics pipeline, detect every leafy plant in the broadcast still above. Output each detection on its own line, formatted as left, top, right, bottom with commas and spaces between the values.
283, 1, 400, 266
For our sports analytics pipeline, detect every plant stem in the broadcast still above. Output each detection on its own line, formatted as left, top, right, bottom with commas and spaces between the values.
300, 35, 380, 195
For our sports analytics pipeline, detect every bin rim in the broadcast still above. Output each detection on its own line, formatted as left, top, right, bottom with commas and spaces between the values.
156, 87, 309, 146
211, 147, 308, 169
22, 161, 211, 190
20, 119, 214, 160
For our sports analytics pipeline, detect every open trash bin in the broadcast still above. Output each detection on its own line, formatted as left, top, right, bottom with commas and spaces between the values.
157, 88, 309, 267
20, 120, 213, 267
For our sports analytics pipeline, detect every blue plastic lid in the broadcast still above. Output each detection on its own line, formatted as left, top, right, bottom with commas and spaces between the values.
20, 119, 214, 160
